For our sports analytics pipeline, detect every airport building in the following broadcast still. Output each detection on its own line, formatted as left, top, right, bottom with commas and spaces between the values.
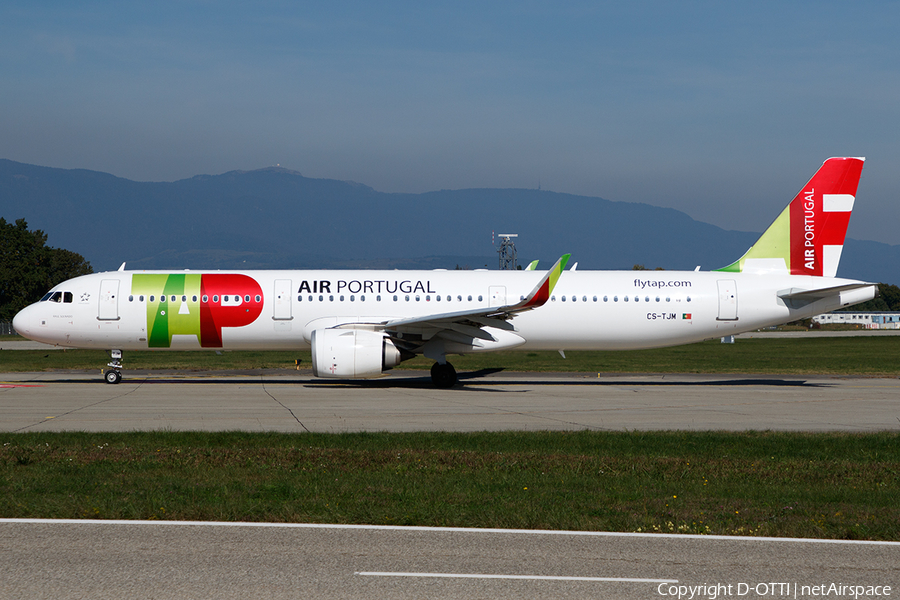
812, 312, 900, 329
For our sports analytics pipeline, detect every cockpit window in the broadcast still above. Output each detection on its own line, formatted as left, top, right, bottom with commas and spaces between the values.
41, 290, 74, 302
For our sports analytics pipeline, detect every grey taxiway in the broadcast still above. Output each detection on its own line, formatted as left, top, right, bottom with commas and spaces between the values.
2, 369, 899, 433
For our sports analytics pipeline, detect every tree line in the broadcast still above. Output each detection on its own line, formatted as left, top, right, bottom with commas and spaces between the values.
0, 218, 93, 322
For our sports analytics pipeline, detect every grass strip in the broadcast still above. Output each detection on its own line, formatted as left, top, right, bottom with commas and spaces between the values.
2, 431, 898, 540
2, 337, 899, 376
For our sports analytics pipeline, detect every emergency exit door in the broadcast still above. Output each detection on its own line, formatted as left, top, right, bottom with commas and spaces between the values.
489, 286, 506, 307
98, 279, 120, 320
273, 279, 293, 320
716, 279, 738, 321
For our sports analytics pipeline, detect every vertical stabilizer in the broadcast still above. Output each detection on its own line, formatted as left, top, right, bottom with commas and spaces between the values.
717, 157, 864, 277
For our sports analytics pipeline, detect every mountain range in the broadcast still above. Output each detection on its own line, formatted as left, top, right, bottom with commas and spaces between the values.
2, 158, 898, 284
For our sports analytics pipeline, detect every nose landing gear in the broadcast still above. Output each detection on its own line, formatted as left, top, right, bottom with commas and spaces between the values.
104, 349, 123, 384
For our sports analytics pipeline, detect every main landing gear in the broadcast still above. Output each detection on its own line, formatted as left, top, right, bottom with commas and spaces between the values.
104, 349, 123, 384
430, 362, 457, 388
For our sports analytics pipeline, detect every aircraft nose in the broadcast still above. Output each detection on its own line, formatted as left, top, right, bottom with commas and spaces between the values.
12, 305, 34, 337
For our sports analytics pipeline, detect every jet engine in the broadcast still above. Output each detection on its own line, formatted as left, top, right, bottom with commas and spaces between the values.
311, 328, 403, 378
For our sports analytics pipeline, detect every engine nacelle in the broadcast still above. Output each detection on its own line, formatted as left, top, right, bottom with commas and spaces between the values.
311, 328, 402, 378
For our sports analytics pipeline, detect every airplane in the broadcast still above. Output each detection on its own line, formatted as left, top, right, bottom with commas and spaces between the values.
13, 157, 876, 388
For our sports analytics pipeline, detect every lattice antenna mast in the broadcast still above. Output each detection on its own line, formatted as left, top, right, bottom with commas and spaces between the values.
496, 233, 518, 270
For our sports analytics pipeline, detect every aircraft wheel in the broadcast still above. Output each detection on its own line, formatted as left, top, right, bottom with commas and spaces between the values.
105, 370, 122, 384
431, 362, 457, 388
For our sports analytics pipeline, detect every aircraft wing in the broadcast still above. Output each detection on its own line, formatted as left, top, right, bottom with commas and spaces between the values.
377, 254, 570, 342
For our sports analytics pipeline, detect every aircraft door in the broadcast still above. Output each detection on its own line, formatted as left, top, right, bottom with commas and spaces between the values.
716, 279, 738, 321
489, 286, 506, 307
98, 279, 120, 321
273, 279, 293, 320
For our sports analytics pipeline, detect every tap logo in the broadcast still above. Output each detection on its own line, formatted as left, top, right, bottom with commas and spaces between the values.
132, 273, 264, 348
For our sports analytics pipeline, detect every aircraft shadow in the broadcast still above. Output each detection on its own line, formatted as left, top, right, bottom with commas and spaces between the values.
16, 369, 826, 389
301, 371, 827, 390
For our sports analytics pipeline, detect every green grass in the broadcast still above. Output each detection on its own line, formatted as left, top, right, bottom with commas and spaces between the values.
2, 431, 897, 540
2, 337, 899, 376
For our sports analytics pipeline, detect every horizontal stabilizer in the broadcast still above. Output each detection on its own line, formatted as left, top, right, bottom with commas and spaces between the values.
777, 283, 875, 301
777, 282, 877, 311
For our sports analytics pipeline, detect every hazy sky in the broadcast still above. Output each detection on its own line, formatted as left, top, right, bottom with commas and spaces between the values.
2, 1, 899, 244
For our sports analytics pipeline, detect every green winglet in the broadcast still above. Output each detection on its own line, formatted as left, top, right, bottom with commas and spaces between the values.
525, 260, 539, 271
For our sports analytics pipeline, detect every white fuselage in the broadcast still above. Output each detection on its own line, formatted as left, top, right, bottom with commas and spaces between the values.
12, 268, 874, 353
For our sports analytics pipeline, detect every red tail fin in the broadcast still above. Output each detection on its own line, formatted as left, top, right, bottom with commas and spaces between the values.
789, 157, 864, 277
